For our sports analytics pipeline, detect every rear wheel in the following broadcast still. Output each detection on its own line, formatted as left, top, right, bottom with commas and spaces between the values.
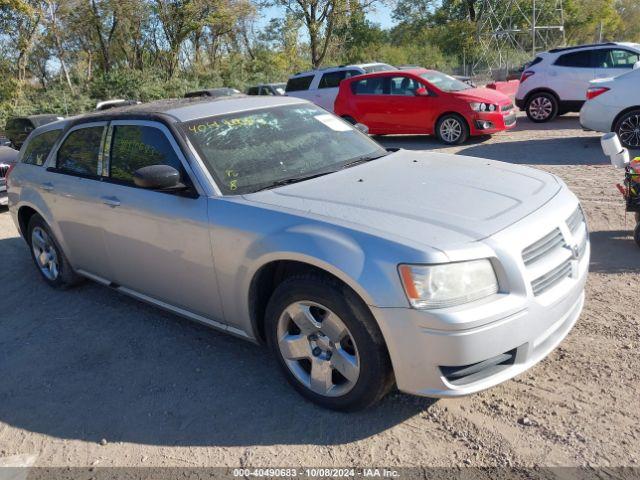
435, 114, 469, 145
634, 222, 640, 248
265, 274, 393, 411
525, 92, 558, 123
614, 110, 640, 149
28, 214, 82, 288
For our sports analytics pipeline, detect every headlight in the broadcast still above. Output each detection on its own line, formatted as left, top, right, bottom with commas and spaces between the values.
469, 102, 496, 112
398, 259, 499, 309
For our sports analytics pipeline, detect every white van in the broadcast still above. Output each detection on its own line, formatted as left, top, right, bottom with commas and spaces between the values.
285, 63, 396, 112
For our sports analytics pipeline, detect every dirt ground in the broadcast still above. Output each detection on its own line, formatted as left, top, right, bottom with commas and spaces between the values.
1, 113, 639, 469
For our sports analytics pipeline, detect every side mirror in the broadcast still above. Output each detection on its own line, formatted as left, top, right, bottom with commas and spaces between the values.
133, 165, 182, 189
354, 122, 369, 135
634, 61, 640, 70
601, 132, 629, 168
415, 87, 429, 97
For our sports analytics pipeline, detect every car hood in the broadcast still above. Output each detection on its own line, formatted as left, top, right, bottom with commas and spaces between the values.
245, 150, 561, 250
453, 87, 512, 105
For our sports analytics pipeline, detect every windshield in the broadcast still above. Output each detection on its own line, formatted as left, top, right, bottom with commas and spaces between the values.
182, 104, 386, 195
420, 71, 471, 92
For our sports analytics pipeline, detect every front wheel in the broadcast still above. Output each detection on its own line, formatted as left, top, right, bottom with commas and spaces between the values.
614, 110, 640, 149
265, 275, 393, 411
525, 92, 558, 123
634, 222, 640, 248
435, 114, 469, 145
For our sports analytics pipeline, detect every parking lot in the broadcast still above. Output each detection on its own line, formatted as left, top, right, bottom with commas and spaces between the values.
1, 113, 639, 468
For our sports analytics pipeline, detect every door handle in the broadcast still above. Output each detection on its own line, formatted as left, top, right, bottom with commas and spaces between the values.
101, 196, 121, 207
40, 182, 54, 192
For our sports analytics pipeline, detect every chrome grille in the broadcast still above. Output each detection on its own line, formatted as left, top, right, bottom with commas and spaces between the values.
0, 164, 8, 178
531, 259, 572, 296
522, 228, 564, 265
523, 204, 588, 297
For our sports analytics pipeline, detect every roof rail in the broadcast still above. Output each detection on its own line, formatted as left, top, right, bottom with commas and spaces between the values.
548, 42, 617, 53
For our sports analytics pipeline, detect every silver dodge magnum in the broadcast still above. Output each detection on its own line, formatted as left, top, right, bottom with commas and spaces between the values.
7, 96, 589, 411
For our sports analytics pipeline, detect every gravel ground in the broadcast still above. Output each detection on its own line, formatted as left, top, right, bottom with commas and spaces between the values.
0, 113, 639, 469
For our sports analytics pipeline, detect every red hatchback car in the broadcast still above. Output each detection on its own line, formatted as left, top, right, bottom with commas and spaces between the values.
334, 69, 517, 144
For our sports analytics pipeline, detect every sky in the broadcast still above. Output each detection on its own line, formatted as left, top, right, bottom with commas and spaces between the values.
257, 4, 396, 30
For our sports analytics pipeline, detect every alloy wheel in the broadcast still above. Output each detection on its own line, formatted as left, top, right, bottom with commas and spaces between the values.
619, 114, 640, 148
528, 96, 553, 120
31, 226, 59, 281
440, 118, 462, 143
276, 301, 360, 397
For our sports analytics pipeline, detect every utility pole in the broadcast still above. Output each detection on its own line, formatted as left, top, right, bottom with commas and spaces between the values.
532, 0, 536, 56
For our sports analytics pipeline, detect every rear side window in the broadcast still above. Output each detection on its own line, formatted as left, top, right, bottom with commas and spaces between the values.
22, 129, 62, 166
318, 70, 360, 89
351, 77, 386, 95
56, 126, 104, 176
109, 125, 183, 185
554, 50, 592, 68
527, 56, 543, 67
593, 49, 640, 69
285, 75, 314, 92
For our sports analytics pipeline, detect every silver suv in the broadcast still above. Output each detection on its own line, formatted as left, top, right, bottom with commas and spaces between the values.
7, 96, 589, 411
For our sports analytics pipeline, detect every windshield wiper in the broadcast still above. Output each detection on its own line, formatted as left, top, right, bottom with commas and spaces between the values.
253, 151, 389, 193
341, 152, 388, 170
254, 171, 336, 192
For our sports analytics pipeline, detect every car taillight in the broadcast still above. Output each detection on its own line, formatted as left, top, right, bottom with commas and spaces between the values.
586, 86, 610, 100
520, 71, 535, 83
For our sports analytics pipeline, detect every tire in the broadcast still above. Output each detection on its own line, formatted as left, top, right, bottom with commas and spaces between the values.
27, 214, 83, 289
634, 222, 640, 248
525, 92, 558, 123
435, 114, 469, 145
341, 115, 357, 125
265, 274, 393, 411
614, 110, 640, 150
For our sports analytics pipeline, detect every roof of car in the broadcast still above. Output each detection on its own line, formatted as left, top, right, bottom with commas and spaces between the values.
8, 114, 62, 125
346, 67, 429, 78
45, 96, 309, 129
290, 62, 392, 77
547, 42, 640, 54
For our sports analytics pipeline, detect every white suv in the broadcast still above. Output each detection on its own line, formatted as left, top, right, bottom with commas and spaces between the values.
285, 63, 396, 112
515, 42, 640, 122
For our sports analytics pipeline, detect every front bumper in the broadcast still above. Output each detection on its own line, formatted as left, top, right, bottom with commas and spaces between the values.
468, 110, 517, 136
371, 192, 589, 397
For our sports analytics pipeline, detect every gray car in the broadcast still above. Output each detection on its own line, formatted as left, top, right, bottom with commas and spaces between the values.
7, 96, 589, 411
